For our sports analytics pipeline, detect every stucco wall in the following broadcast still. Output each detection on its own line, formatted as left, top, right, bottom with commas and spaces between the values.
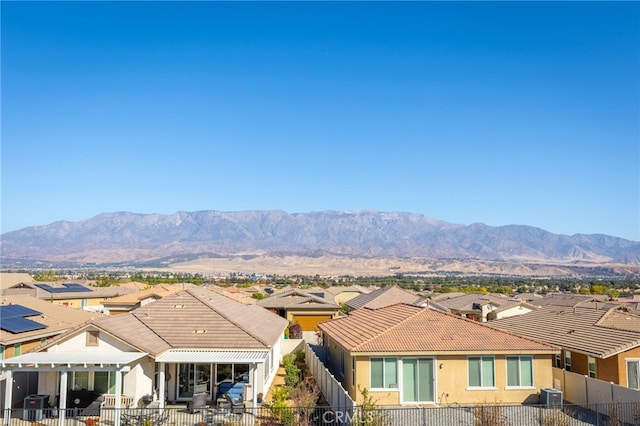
352, 353, 554, 406
618, 346, 640, 387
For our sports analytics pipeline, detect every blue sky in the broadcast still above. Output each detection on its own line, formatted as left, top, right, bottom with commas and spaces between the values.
2, 1, 639, 241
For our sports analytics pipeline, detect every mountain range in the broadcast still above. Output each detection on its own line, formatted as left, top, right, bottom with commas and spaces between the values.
1, 211, 639, 273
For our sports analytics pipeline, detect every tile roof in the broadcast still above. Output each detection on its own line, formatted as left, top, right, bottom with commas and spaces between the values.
345, 286, 426, 311
319, 303, 558, 354
435, 293, 515, 311
3, 281, 139, 300
257, 288, 339, 309
102, 284, 194, 307
0, 273, 36, 290
0, 295, 102, 345
88, 288, 288, 356
491, 306, 640, 358
532, 294, 613, 309
324, 285, 372, 296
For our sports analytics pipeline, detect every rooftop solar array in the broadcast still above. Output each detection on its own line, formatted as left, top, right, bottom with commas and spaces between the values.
34, 283, 93, 293
0, 304, 41, 319
0, 304, 47, 334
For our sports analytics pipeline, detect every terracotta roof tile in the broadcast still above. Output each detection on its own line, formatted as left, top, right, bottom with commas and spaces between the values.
346, 286, 425, 311
492, 306, 640, 358
319, 303, 557, 354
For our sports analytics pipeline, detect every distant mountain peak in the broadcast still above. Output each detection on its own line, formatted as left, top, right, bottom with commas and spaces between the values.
1, 210, 638, 267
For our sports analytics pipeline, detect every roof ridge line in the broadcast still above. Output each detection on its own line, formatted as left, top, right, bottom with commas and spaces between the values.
187, 288, 271, 347
130, 310, 174, 350
352, 303, 423, 350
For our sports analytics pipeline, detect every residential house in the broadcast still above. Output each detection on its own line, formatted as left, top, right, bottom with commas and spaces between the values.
257, 288, 340, 331
615, 294, 640, 311
318, 303, 559, 405
1, 280, 137, 311
345, 285, 429, 313
102, 284, 196, 315
1, 288, 288, 421
491, 304, 640, 389
0, 273, 37, 294
208, 285, 260, 305
434, 293, 538, 322
0, 295, 102, 409
324, 285, 373, 305
531, 293, 611, 309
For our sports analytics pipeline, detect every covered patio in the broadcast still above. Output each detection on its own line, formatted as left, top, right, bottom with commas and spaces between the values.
155, 349, 270, 407
2, 352, 147, 426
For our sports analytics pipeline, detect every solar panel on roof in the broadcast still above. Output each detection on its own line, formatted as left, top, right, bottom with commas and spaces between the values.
34, 283, 92, 293
61, 283, 92, 292
0, 305, 42, 319
0, 316, 47, 334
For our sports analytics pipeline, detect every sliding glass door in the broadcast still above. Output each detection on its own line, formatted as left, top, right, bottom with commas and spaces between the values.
402, 358, 434, 403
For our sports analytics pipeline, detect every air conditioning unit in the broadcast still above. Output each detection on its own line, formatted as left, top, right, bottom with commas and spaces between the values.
540, 388, 563, 407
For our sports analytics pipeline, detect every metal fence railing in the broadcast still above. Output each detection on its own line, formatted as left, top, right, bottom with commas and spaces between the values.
2, 401, 640, 426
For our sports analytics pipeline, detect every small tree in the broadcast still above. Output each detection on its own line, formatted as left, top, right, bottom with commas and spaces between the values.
289, 377, 320, 426
352, 385, 391, 426
472, 405, 510, 426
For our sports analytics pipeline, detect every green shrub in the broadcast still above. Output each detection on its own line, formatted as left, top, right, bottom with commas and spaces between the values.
283, 353, 296, 366
284, 363, 301, 388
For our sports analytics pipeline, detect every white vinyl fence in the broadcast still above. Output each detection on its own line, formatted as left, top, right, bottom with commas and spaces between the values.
553, 367, 640, 424
304, 343, 354, 412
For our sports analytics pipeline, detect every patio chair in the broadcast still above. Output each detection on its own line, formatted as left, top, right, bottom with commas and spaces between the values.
223, 392, 245, 415
187, 392, 208, 414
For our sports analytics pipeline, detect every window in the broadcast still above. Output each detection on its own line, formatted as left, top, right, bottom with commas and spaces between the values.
564, 351, 572, 372
468, 357, 495, 388
352, 357, 356, 387
94, 372, 118, 394
588, 357, 597, 378
68, 371, 90, 390
507, 356, 533, 387
14, 343, 21, 356
555, 353, 562, 369
627, 360, 640, 390
340, 350, 345, 377
86, 330, 99, 346
370, 358, 397, 389
265, 351, 272, 380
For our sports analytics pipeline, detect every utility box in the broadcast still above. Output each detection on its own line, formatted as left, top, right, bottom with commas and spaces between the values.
540, 388, 563, 407
23, 394, 49, 421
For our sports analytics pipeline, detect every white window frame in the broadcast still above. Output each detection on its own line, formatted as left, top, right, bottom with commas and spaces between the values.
554, 353, 562, 369
370, 357, 398, 390
505, 356, 535, 389
564, 351, 572, 372
588, 356, 597, 378
467, 356, 496, 389
352, 356, 356, 387
626, 359, 640, 390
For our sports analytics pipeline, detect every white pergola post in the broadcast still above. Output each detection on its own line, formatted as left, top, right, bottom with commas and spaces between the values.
114, 369, 123, 426
3, 370, 13, 426
58, 370, 67, 426
252, 363, 258, 407
158, 363, 165, 410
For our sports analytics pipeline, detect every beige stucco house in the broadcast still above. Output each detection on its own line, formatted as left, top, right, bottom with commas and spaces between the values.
1, 288, 288, 425
257, 288, 340, 331
492, 304, 640, 389
318, 303, 559, 406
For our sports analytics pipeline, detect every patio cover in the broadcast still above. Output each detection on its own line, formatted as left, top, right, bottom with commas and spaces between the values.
155, 349, 269, 363
2, 352, 147, 426
1, 351, 147, 369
